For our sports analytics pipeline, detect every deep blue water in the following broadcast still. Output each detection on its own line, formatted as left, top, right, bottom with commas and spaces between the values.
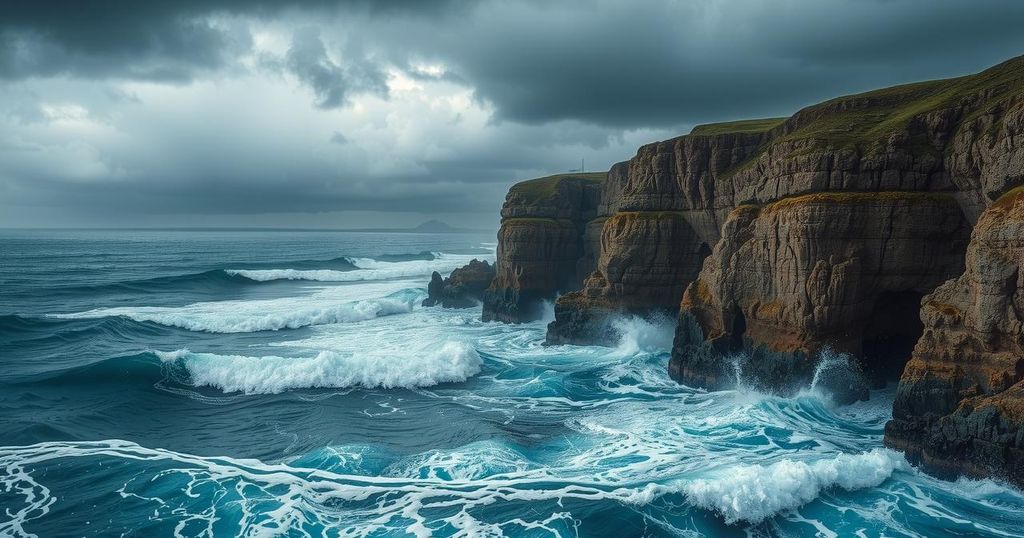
1, 229, 1023, 537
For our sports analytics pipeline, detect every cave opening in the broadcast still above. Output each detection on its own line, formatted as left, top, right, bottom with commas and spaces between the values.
698, 242, 712, 261
730, 309, 747, 350
860, 290, 925, 387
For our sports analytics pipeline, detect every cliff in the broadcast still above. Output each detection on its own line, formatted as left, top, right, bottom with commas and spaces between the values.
547, 123, 777, 344
481, 55, 1023, 485
481, 172, 605, 322
884, 187, 1024, 483
669, 55, 1024, 400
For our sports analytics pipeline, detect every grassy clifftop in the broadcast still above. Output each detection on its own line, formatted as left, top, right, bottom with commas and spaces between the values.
508, 172, 606, 203
689, 118, 786, 136
779, 55, 1024, 150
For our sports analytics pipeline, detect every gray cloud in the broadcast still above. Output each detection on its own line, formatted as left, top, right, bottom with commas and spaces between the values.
0, 0, 1022, 228
285, 28, 388, 108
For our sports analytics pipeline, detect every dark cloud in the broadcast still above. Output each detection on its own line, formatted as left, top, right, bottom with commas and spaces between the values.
0, 0, 466, 81
394, 0, 1024, 127
285, 28, 388, 108
1, 0, 1022, 228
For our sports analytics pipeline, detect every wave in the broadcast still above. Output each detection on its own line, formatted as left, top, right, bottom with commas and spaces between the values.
0, 439, 919, 536
50, 288, 424, 333
22, 352, 165, 387
156, 341, 482, 394
371, 251, 436, 263
32, 252, 441, 297
683, 448, 906, 524
611, 314, 676, 356
226, 252, 485, 283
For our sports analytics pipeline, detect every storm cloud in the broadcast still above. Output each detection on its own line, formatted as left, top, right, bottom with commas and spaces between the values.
1, 0, 1022, 228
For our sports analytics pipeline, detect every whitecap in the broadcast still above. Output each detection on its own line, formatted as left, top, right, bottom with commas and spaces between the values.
226, 252, 489, 283
161, 340, 482, 394
683, 448, 906, 524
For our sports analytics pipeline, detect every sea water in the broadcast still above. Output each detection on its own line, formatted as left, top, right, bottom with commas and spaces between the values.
1, 229, 1022, 537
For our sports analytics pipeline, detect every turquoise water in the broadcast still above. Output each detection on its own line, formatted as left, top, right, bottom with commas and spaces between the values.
1, 229, 1022, 537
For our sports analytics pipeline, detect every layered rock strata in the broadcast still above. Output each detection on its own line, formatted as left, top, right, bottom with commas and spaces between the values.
669, 56, 1024, 400
481, 173, 605, 323
546, 124, 778, 344
884, 187, 1024, 484
481, 55, 1024, 484
669, 193, 970, 401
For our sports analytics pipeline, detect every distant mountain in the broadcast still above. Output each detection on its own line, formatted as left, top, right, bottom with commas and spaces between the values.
413, 219, 456, 232
334, 219, 488, 234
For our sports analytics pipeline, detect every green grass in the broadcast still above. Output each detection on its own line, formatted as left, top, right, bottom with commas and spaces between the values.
780, 55, 1024, 151
717, 55, 1024, 179
689, 118, 786, 136
509, 172, 607, 203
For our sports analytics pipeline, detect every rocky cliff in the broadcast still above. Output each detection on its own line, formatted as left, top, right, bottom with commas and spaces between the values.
670, 192, 970, 401
668, 56, 1023, 400
481, 55, 1024, 484
546, 123, 777, 344
884, 186, 1024, 483
481, 172, 605, 323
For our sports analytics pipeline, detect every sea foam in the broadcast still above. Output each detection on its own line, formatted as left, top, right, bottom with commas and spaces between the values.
160, 341, 482, 394
226, 253, 487, 283
684, 448, 906, 524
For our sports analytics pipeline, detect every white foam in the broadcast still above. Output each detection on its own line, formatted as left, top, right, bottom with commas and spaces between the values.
152, 348, 190, 362
226, 253, 488, 283
684, 449, 906, 524
52, 283, 421, 333
611, 315, 676, 356
162, 341, 482, 394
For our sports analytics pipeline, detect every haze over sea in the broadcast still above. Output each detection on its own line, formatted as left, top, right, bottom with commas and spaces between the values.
2, 229, 1023, 537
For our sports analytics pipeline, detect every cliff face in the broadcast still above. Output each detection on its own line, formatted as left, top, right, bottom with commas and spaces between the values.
884, 187, 1024, 483
669, 193, 970, 400
546, 124, 776, 344
482, 55, 1023, 484
669, 57, 1024, 400
481, 173, 604, 323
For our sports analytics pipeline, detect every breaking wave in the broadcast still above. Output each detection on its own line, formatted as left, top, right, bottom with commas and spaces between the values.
684, 448, 906, 524
156, 341, 482, 394
51, 288, 424, 333
226, 253, 486, 283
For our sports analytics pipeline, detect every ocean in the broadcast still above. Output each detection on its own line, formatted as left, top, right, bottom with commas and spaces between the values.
1, 229, 1022, 537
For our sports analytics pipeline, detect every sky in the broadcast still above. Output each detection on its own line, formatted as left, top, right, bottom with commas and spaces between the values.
1, 0, 1022, 229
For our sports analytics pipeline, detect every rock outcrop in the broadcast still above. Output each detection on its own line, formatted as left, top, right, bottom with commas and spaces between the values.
884, 186, 1024, 484
669, 56, 1024, 400
669, 193, 970, 401
481, 173, 605, 323
481, 54, 1024, 485
422, 259, 496, 308
546, 123, 778, 344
